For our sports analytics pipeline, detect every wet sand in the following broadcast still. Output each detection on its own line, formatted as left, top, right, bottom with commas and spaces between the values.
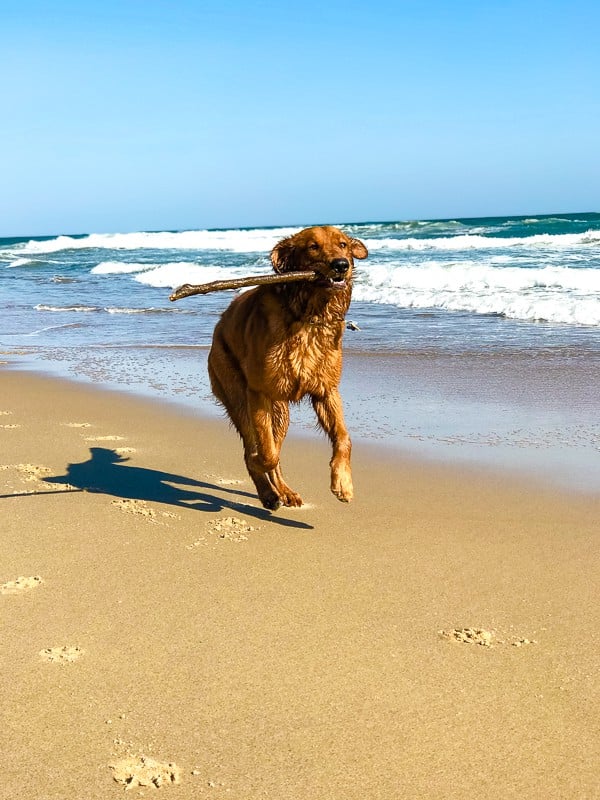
10, 344, 600, 493
1, 370, 599, 799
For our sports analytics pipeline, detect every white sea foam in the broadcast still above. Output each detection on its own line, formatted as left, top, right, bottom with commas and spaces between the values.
35, 304, 101, 312
93, 259, 253, 288
133, 263, 263, 288
34, 303, 189, 315
353, 262, 600, 326
363, 229, 600, 252
104, 307, 191, 314
9, 226, 600, 259
17, 227, 301, 255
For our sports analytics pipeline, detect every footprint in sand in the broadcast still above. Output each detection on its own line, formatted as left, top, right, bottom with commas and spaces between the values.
188, 517, 255, 547
1, 464, 36, 494
111, 499, 177, 524
207, 516, 256, 542
40, 645, 84, 663
61, 422, 92, 428
110, 756, 181, 789
440, 627, 495, 647
14, 463, 51, 482
1, 575, 43, 595
440, 627, 538, 648
0, 424, 20, 429
0, 463, 76, 492
115, 447, 137, 455
111, 498, 157, 520
0, 410, 13, 416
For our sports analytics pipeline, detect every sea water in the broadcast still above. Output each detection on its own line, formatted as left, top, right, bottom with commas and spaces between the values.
1, 212, 599, 489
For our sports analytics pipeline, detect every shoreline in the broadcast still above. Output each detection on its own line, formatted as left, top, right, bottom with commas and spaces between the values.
3, 344, 599, 495
1, 369, 599, 798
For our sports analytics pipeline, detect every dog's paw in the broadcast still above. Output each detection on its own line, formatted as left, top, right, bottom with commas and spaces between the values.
331, 472, 353, 503
332, 489, 353, 503
259, 490, 282, 511
280, 487, 303, 507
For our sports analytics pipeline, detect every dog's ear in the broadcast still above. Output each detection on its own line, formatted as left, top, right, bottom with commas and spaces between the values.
270, 236, 296, 273
350, 238, 368, 260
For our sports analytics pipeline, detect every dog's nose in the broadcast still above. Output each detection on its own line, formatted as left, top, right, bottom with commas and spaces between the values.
330, 258, 349, 275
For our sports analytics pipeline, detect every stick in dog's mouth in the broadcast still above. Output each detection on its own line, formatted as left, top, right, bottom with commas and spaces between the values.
169, 270, 318, 302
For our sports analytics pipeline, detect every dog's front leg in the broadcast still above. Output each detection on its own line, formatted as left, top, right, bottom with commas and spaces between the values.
311, 390, 353, 503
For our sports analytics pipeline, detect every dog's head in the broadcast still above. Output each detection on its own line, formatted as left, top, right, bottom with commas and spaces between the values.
270, 226, 368, 290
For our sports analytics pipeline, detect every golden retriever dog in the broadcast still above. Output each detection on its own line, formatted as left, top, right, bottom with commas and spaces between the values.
208, 225, 368, 510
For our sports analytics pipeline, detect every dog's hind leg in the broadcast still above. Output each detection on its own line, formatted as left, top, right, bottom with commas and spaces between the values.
267, 401, 303, 507
243, 389, 294, 510
208, 349, 281, 510
311, 390, 353, 503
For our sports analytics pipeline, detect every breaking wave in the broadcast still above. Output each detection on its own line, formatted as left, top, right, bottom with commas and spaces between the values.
353, 262, 600, 326
6, 226, 600, 258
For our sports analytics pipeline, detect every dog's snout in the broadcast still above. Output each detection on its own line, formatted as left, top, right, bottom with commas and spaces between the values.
330, 258, 349, 274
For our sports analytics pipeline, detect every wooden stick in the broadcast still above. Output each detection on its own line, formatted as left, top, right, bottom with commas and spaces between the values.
169, 270, 318, 302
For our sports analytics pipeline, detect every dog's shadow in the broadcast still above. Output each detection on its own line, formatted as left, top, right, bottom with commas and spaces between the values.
43, 447, 312, 530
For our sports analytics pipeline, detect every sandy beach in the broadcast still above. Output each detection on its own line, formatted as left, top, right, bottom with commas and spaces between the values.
1, 369, 599, 799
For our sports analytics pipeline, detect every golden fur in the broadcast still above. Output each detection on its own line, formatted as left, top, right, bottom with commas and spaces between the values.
208, 225, 368, 509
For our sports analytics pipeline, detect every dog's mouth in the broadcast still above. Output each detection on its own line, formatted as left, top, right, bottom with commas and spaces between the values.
314, 274, 348, 290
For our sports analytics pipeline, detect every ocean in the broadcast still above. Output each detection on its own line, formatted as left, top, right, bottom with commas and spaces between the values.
1, 212, 599, 490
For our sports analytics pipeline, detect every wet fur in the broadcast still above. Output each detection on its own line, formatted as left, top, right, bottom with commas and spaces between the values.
207, 225, 368, 510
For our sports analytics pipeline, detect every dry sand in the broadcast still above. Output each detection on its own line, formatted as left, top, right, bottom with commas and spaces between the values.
1, 370, 599, 799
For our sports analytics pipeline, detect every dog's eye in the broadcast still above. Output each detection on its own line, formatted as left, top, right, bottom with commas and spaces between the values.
309, 243, 319, 251
339, 241, 347, 248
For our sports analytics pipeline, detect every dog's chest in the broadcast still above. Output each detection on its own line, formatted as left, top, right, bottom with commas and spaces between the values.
265, 325, 342, 400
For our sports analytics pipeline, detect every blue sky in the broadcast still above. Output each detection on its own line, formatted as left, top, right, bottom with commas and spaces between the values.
1, 0, 598, 235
